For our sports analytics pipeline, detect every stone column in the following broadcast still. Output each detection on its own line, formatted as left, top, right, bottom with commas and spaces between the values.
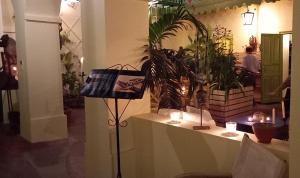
12, 0, 67, 142
81, 0, 149, 177
290, 0, 300, 177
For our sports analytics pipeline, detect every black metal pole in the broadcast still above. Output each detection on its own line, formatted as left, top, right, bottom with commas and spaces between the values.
115, 98, 122, 178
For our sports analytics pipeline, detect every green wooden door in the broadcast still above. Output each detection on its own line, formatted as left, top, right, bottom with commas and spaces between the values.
261, 34, 283, 103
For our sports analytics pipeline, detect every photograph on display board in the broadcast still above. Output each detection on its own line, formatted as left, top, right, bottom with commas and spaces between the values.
81, 69, 145, 99
113, 75, 145, 93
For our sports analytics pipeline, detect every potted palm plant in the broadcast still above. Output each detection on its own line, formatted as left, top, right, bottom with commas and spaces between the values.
141, 5, 208, 111
208, 27, 254, 126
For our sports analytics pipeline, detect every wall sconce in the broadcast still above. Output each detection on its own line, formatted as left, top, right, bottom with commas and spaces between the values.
241, 7, 254, 25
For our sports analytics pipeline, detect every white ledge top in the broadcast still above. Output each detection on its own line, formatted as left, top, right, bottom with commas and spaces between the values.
130, 113, 289, 159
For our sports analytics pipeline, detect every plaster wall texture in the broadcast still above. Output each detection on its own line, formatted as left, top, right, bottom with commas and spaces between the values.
1, 0, 15, 34
12, 0, 67, 142
290, 0, 300, 177
114, 116, 288, 178
81, 0, 150, 177
162, 0, 293, 53
81, 1, 113, 177
0, 1, 3, 34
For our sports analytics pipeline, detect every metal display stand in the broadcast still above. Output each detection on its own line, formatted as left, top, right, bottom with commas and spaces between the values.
100, 97, 130, 178
81, 64, 146, 178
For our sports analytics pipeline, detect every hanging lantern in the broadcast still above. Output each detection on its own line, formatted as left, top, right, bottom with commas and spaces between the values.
241, 7, 254, 25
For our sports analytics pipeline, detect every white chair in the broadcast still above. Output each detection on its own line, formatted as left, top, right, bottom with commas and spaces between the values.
175, 134, 287, 178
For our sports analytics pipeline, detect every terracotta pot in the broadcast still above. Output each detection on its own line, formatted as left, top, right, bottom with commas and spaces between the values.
252, 123, 275, 144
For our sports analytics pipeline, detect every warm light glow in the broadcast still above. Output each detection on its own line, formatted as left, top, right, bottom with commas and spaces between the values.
12, 66, 17, 71
170, 112, 180, 121
258, 5, 279, 34
266, 117, 271, 121
260, 119, 264, 123
148, 0, 158, 7
181, 86, 186, 95
182, 112, 193, 122
248, 117, 253, 122
241, 9, 254, 25
80, 57, 84, 64
226, 122, 237, 132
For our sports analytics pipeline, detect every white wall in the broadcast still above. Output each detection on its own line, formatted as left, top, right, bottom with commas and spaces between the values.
12, 0, 67, 142
258, 0, 293, 35
162, 0, 293, 54
1, 0, 15, 35
117, 116, 289, 178
82, 0, 150, 177
198, 4, 259, 53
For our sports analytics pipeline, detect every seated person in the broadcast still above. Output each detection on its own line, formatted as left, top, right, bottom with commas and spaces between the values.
242, 46, 260, 87
242, 46, 260, 74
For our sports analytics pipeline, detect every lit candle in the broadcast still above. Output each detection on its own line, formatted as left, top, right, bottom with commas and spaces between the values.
226, 122, 237, 132
266, 117, 271, 122
248, 117, 253, 122
181, 86, 186, 95
80, 57, 84, 73
281, 101, 286, 118
260, 119, 264, 123
253, 115, 257, 121
170, 112, 180, 121
272, 108, 276, 124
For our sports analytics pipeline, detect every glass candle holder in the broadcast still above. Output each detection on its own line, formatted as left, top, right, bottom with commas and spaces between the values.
226, 122, 237, 132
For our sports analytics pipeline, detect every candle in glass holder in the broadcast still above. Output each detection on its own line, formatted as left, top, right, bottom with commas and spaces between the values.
181, 86, 186, 95
226, 122, 237, 132
170, 112, 180, 121
248, 117, 253, 122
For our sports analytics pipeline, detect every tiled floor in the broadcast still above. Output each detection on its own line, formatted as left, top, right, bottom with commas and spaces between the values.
0, 109, 85, 178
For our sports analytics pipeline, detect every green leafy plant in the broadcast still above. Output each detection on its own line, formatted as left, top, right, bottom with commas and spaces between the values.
141, 5, 208, 110
61, 51, 80, 97
208, 26, 243, 101
59, 28, 81, 99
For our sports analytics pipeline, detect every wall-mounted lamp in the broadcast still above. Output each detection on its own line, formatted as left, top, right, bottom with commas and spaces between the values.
241, 7, 254, 25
